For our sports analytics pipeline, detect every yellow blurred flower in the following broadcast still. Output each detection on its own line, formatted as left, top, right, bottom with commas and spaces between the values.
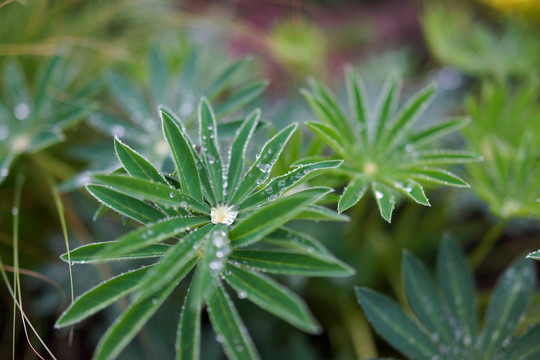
480, 0, 540, 20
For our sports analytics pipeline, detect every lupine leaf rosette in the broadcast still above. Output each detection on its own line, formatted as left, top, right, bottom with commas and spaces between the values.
302, 67, 480, 222
56, 98, 354, 360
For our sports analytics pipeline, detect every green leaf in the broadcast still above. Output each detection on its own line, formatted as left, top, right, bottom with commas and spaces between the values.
199, 98, 224, 203
137, 224, 214, 300
176, 281, 202, 360
402, 251, 453, 346
527, 251, 540, 261
306, 77, 352, 144
264, 227, 333, 259
406, 116, 470, 149
188, 224, 229, 306
407, 168, 469, 187
479, 258, 535, 359
412, 150, 482, 165
356, 287, 439, 360
104, 70, 149, 118
204, 58, 251, 100
230, 187, 332, 247
61, 242, 170, 264
56, 266, 151, 328
304, 121, 349, 160
338, 177, 368, 213
99, 216, 208, 258
92, 258, 197, 360
3, 59, 30, 111
437, 238, 476, 348
392, 180, 430, 206
240, 160, 343, 209
383, 83, 436, 149
374, 74, 401, 146
214, 81, 268, 118
372, 182, 395, 223
149, 44, 169, 104
92, 175, 209, 214
229, 123, 297, 204
496, 324, 540, 360
226, 109, 261, 198
225, 263, 321, 333
87, 184, 165, 224
33, 56, 61, 117
114, 137, 164, 183
160, 108, 204, 202
206, 281, 260, 360
228, 249, 354, 277
345, 65, 368, 146
295, 204, 350, 222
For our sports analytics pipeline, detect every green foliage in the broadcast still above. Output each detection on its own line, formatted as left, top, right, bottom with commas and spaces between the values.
464, 79, 540, 219
0, 56, 97, 184
356, 238, 538, 360
302, 67, 479, 222
65, 44, 266, 190
56, 99, 353, 359
422, 4, 540, 79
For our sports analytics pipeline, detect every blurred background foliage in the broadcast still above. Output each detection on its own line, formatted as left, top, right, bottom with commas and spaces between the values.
0, 0, 538, 359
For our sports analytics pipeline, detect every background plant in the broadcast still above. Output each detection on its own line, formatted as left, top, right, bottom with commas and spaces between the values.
302, 68, 479, 222
356, 237, 538, 360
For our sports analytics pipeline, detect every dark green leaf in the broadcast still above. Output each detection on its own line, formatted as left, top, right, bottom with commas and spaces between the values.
372, 182, 395, 223
479, 258, 535, 359
199, 98, 224, 203
176, 282, 202, 360
160, 108, 204, 202
437, 238, 476, 349
56, 266, 151, 327
61, 242, 170, 264
225, 263, 321, 333
228, 249, 354, 277
92, 258, 196, 360
206, 281, 260, 360
99, 216, 208, 257
356, 287, 439, 360
114, 137, 164, 183
230, 187, 332, 247
87, 184, 165, 224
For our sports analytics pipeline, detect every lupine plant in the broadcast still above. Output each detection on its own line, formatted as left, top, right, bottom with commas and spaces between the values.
464, 80, 540, 219
302, 67, 480, 221
356, 238, 539, 360
55, 98, 354, 359
0, 56, 96, 184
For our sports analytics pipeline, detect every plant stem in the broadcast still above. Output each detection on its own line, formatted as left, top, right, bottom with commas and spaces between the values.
469, 219, 509, 269
341, 302, 377, 359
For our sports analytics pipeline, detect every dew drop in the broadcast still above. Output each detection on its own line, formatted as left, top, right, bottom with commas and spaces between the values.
0, 125, 9, 141
256, 163, 271, 173
11, 207, 19, 216
238, 290, 247, 299
112, 125, 126, 137
215, 334, 225, 343
14, 103, 30, 120
375, 191, 384, 199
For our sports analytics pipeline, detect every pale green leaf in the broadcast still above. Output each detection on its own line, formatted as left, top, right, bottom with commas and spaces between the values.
214, 81, 267, 118
176, 282, 202, 360
372, 182, 395, 223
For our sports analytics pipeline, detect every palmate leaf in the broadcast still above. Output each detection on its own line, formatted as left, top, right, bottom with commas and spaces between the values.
357, 238, 538, 360
65, 98, 350, 359
304, 68, 478, 221
0, 56, 95, 185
